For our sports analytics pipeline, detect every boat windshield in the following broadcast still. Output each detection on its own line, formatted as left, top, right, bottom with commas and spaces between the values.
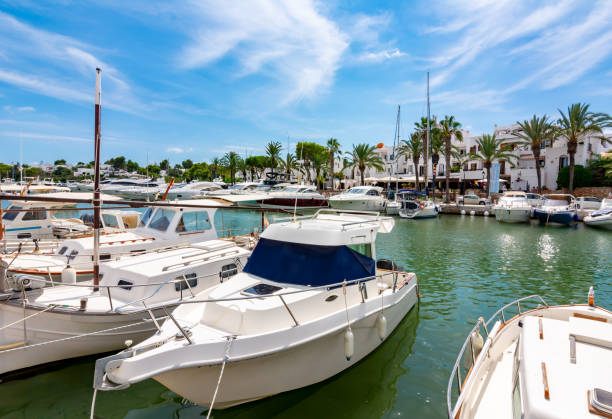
243, 237, 375, 287
543, 199, 568, 207
229, 184, 246, 190
148, 209, 175, 231
2, 205, 21, 221
347, 188, 368, 194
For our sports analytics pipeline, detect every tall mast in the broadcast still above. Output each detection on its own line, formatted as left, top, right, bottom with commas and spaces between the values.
93, 68, 101, 291
427, 72, 433, 201
396, 105, 400, 192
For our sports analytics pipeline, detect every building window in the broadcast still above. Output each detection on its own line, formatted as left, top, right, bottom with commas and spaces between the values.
559, 157, 569, 169
588, 143, 592, 152
419, 166, 424, 176
471, 163, 477, 170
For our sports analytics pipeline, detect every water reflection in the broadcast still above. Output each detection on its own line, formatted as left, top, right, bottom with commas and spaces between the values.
537, 234, 557, 264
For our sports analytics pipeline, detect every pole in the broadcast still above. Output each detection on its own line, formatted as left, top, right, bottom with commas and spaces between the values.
93, 68, 102, 291
396, 105, 400, 193
427, 72, 433, 201
19, 133, 23, 184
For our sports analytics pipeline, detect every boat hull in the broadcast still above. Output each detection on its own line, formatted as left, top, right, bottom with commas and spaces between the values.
493, 208, 531, 223
0, 302, 157, 375
584, 214, 612, 230
534, 209, 577, 226
154, 286, 417, 408
399, 207, 438, 219
328, 199, 385, 212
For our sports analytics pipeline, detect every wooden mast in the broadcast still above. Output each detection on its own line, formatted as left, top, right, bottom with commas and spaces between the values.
93, 67, 101, 291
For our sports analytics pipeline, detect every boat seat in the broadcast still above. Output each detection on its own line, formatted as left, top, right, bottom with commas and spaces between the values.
569, 316, 612, 350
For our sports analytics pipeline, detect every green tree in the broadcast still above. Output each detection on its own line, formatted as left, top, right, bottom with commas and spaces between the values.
556, 103, 612, 194
557, 165, 592, 189
104, 156, 126, 170
236, 157, 248, 181
296, 142, 327, 184
327, 138, 341, 190
54, 159, 66, 165
439, 115, 463, 202
265, 141, 283, 171
398, 133, 424, 190
278, 153, 299, 179
469, 134, 517, 196
221, 152, 241, 185
414, 116, 437, 187
159, 159, 170, 171
126, 159, 139, 172
182, 159, 193, 169
346, 143, 384, 186
588, 156, 612, 186
513, 115, 556, 194
185, 162, 210, 181
210, 157, 221, 180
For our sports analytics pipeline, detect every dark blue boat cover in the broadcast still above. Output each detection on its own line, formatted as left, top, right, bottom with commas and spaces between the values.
242, 238, 376, 287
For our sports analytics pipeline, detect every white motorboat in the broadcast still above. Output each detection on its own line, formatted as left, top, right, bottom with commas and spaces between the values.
164, 181, 224, 200
0, 239, 250, 375
93, 209, 418, 410
493, 191, 532, 223
397, 190, 438, 219
584, 198, 612, 230
447, 288, 611, 419
534, 194, 578, 226
247, 184, 328, 210
328, 186, 386, 211
0, 200, 233, 284
0, 192, 122, 240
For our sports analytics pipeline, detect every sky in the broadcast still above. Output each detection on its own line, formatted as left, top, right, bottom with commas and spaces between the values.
0, 0, 611, 166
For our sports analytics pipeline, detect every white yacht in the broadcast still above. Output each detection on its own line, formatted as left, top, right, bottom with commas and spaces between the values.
164, 181, 224, 200
0, 239, 250, 375
493, 191, 532, 223
0, 192, 121, 240
328, 186, 386, 211
447, 289, 611, 419
249, 184, 327, 210
93, 209, 418, 410
397, 190, 438, 219
584, 198, 612, 230
534, 194, 578, 226
0, 200, 229, 283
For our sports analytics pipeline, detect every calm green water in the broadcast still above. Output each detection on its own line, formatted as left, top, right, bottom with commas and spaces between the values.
0, 214, 610, 418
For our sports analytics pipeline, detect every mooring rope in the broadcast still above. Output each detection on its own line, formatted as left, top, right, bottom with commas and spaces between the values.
0, 304, 56, 332
207, 336, 235, 419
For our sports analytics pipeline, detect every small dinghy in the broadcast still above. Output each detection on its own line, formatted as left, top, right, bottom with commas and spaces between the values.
93, 209, 418, 411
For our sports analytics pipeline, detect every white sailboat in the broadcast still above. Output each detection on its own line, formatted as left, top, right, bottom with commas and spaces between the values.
93, 209, 419, 411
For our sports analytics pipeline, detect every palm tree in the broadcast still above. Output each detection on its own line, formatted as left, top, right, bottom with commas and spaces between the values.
327, 138, 341, 191
397, 133, 423, 190
346, 144, 384, 186
237, 157, 248, 181
265, 141, 283, 173
469, 134, 517, 196
279, 153, 300, 179
513, 115, 556, 194
221, 152, 241, 185
556, 103, 612, 194
439, 115, 463, 202
210, 157, 221, 180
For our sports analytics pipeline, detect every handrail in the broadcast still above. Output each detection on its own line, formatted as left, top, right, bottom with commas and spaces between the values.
447, 294, 548, 418
113, 272, 400, 314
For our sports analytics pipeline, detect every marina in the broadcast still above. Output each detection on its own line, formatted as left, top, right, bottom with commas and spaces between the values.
1, 3, 612, 418
0, 214, 609, 418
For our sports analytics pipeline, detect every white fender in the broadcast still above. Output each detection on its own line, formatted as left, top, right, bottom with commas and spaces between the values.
377, 314, 387, 341
344, 327, 354, 361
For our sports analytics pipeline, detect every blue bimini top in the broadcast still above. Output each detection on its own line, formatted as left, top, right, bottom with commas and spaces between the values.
242, 237, 375, 287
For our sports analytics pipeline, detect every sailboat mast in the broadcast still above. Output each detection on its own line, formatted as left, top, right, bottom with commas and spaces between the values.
427, 72, 434, 202
93, 67, 102, 291
396, 105, 400, 192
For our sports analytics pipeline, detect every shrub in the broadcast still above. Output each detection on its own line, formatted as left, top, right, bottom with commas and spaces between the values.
556, 165, 592, 189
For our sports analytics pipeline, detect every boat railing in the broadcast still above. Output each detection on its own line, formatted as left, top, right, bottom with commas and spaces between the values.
447, 294, 548, 418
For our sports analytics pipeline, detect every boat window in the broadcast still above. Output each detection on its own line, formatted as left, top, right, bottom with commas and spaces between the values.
175, 273, 197, 291
100, 254, 111, 261
243, 238, 375, 287
23, 208, 47, 221
366, 190, 379, 196
220, 263, 238, 280
149, 209, 175, 232
347, 188, 367, 194
591, 388, 612, 416
348, 243, 372, 258
242, 283, 282, 296
138, 208, 153, 227
102, 214, 119, 228
2, 205, 21, 221
118, 279, 133, 291
121, 215, 139, 229
176, 211, 211, 232
58, 246, 68, 255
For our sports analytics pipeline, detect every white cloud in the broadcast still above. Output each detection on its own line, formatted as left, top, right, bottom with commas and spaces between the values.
358, 48, 405, 63
167, 147, 194, 153
0, 131, 91, 143
0, 11, 142, 114
177, 0, 349, 103
3, 105, 36, 112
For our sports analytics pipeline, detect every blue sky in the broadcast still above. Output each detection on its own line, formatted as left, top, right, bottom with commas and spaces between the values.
0, 0, 611, 166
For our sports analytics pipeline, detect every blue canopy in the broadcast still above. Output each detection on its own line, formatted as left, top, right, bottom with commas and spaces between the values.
242, 238, 375, 287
